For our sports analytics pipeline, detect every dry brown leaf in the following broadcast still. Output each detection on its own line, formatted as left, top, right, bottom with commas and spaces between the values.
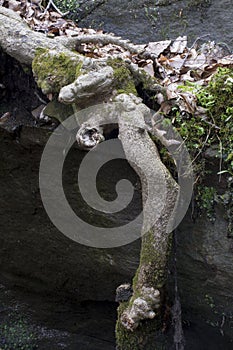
142, 62, 154, 77
32, 104, 46, 119
160, 100, 173, 115
65, 29, 79, 37
49, 11, 62, 20
170, 36, 187, 54
145, 40, 171, 58
178, 92, 197, 114
168, 55, 185, 70
217, 55, 233, 67
166, 83, 179, 100
7, 0, 21, 11
47, 26, 60, 36
180, 71, 195, 83
184, 53, 206, 69
158, 54, 168, 63
26, 5, 35, 18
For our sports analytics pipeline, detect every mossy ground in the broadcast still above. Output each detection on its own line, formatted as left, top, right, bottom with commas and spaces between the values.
174, 67, 233, 174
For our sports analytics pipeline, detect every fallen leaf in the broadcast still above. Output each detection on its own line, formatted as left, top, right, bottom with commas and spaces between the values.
168, 55, 185, 70
145, 40, 171, 58
170, 36, 187, 54
7, 0, 21, 11
142, 61, 154, 77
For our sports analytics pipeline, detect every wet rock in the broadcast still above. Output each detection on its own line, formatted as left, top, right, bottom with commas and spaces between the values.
177, 196, 233, 340
78, 0, 233, 49
0, 125, 141, 301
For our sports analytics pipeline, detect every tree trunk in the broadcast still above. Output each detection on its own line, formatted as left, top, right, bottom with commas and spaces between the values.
115, 94, 178, 349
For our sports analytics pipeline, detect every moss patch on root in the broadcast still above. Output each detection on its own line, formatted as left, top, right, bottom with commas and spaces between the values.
107, 58, 137, 95
32, 48, 83, 94
132, 229, 172, 291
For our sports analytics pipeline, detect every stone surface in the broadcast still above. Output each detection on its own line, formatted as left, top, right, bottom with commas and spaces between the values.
177, 205, 233, 341
0, 125, 141, 301
78, 0, 233, 49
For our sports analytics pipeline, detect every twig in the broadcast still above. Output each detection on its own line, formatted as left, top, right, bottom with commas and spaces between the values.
67, 33, 144, 55
34, 91, 47, 104
201, 117, 220, 129
216, 134, 223, 182
216, 42, 232, 54
191, 127, 212, 165
180, 34, 210, 69
42, 0, 69, 17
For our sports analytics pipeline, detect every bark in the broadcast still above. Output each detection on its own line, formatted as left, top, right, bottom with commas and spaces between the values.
114, 94, 178, 350
0, 6, 67, 65
0, 7, 164, 102
0, 7, 115, 104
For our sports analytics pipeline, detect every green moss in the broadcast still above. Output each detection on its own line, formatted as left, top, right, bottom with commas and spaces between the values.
171, 67, 233, 234
176, 67, 233, 171
20, 63, 31, 75
32, 48, 83, 94
196, 186, 217, 222
138, 69, 161, 92
107, 58, 137, 95
218, 177, 233, 237
0, 316, 38, 350
205, 294, 215, 309
132, 229, 172, 290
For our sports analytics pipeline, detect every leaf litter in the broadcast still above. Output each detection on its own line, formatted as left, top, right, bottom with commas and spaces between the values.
1, 0, 233, 120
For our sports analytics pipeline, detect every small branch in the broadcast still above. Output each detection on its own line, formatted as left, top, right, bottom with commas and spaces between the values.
66, 33, 145, 55
191, 127, 212, 165
41, 0, 69, 17
216, 134, 223, 182
34, 91, 47, 104
180, 34, 210, 69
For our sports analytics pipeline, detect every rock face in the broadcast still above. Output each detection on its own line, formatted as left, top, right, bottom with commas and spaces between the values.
0, 125, 141, 301
177, 205, 233, 342
78, 0, 233, 50
173, 147, 233, 345
1, 120, 233, 341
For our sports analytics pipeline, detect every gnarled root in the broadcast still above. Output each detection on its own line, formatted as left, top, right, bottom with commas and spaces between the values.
121, 287, 160, 331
